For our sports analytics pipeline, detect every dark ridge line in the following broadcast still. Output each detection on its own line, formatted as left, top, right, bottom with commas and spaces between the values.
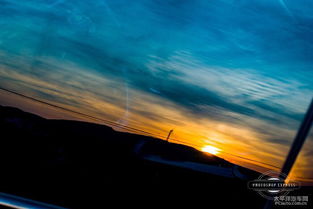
220, 151, 281, 169
0, 86, 164, 138
0, 86, 281, 170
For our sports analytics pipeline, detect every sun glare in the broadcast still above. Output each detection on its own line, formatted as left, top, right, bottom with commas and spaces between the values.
201, 145, 220, 155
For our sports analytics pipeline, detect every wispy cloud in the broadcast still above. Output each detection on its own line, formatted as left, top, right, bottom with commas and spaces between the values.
0, 0, 312, 181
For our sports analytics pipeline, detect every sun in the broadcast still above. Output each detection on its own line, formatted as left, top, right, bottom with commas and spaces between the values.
201, 145, 220, 155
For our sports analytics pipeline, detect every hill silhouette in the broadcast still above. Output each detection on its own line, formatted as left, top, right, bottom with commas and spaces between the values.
0, 105, 265, 209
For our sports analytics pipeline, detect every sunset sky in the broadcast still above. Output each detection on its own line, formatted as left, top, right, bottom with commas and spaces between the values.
0, 0, 312, 183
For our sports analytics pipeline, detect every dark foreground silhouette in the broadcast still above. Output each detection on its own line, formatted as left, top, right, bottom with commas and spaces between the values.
0, 105, 310, 209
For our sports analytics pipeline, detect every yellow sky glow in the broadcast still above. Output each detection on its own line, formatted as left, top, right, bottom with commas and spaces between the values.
0, 62, 312, 185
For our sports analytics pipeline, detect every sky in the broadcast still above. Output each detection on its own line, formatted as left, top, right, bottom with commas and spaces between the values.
0, 0, 312, 183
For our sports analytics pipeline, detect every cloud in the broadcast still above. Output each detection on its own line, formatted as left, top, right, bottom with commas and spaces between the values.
0, 0, 313, 180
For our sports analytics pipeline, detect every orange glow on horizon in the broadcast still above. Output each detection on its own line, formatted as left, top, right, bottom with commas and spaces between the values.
2, 67, 311, 185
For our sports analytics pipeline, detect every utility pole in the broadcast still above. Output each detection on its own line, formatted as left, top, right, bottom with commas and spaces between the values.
166, 129, 174, 142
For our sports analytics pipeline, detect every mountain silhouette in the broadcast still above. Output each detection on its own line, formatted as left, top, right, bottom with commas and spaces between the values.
0, 105, 265, 209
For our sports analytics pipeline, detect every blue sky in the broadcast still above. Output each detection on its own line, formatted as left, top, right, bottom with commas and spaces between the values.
0, 0, 312, 180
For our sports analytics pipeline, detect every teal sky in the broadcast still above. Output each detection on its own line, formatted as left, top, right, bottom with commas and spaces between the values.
0, 0, 312, 182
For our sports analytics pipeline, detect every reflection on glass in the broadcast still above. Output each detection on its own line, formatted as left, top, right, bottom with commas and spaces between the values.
0, 0, 312, 181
